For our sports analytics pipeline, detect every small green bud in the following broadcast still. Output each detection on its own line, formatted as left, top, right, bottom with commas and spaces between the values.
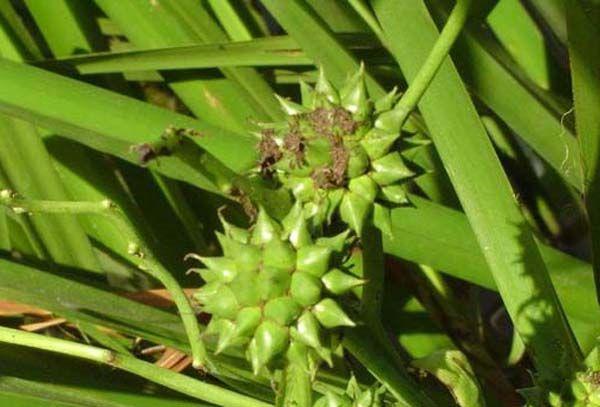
194, 281, 221, 304
374, 107, 403, 133
293, 311, 323, 350
251, 207, 281, 244
197, 257, 238, 283
340, 191, 371, 236
258, 266, 292, 300
315, 230, 349, 253
296, 244, 332, 277
234, 306, 262, 338
252, 321, 289, 372
264, 297, 302, 326
348, 175, 377, 203
321, 268, 366, 295
276, 94, 309, 115
299, 80, 314, 108
287, 214, 313, 249
262, 238, 296, 271
371, 152, 414, 186
346, 145, 370, 178
312, 298, 355, 328
283, 176, 316, 202
315, 67, 339, 105
340, 63, 369, 120
290, 271, 323, 306
374, 86, 398, 113
379, 184, 409, 204
215, 319, 236, 354
202, 285, 239, 320
218, 210, 249, 243
360, 128, 399, 160
229, 270, 261, 306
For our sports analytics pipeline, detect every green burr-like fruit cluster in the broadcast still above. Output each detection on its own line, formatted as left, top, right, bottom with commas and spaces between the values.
549, 370, 600, 406
190, 204, 364, 374
256, 66, 415, 235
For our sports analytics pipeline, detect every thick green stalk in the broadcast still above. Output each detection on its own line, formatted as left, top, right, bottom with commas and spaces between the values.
392, 0, 472, 127
0, 191, 207, 369
374, 0, 582, 389
0, 326, 269, 407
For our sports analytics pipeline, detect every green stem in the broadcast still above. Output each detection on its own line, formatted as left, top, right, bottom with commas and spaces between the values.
346, 0, 388, 46
346, 224, 436, 406
0, 190, 207, 369
0, 326, 269, 407
392, 0, 472, 127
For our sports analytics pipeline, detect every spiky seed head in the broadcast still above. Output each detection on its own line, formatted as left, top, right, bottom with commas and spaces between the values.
255, 66, 419, 235
192, 206, 364, 374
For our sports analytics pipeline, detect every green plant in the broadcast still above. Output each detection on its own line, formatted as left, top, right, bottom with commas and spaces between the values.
0, 0, 598, 406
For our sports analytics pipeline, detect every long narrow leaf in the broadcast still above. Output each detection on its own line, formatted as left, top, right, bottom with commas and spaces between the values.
374, 0, 581, 387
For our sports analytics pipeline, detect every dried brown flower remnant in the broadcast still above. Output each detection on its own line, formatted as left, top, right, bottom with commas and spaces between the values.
258, 129, 282, 177
308, 107, 357, 138
311, 137, 349, 189
283, 130, 305, 167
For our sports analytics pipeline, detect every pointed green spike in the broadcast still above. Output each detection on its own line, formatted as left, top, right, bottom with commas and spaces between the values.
340, 63, 370, 120
316, 230, 349, 252
312, 298, 355, 328
315, 66, 339, 104
192, 268, 221, 283
264, 297, 302, 326
356, 389, 375, 407
263, 238, 296, 270
380, 184, 410, 204
288, 213, 313, 249
321, 392, 349, 407
218, 209, 249, 243
194, 281, 222, 304
197, 257, 238, 282
299, 80, 315, 108
374, 107, 403, 133
373, 203, 393, 237
253, 321, 289, 369
203, 317, 225, 337
346, 144, 370, 178
290, 271, 322, 306
230, 241, 262, 273
296, 244, 332, 277
215, 319, 236, 354
258, 266, 292, 300
282, 177, 316, 202
326, 189, 344, 222
321, 268, 366, 295
293, 311, 323, 349
202, 285, 239, 319
360, 128, 400, 160
251, 206, 281, 244
346, 375, 361, 399
371, 152, 414, 186
275, 94, 310, 115
375, 86, 399, 113
282, 200, 303, 233
348, 175, 378, 203
229, 269, 261, 306
234, 306, 262, 337
339, 191, 372, 236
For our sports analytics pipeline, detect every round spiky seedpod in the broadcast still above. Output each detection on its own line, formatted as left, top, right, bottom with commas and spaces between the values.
189, 204, 364, 375
256, 66, 416, 235
548, 370, 600, 406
